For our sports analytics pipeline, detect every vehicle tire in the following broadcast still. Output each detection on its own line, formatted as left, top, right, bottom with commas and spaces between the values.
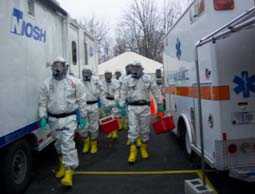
1, 140, 32, 194
184, 129, 195, 160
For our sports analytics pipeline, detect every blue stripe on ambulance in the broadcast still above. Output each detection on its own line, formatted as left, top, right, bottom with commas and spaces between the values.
0, 121, 40, 149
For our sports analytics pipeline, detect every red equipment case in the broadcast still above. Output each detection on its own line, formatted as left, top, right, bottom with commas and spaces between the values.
100, 116, 120, 134
152, 115, 175, 135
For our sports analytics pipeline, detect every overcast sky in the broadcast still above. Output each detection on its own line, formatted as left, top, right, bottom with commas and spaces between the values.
58, 0, 189, 34
58, 0, 131, 22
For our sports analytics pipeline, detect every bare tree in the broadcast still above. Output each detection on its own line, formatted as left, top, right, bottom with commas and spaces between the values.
80, 16, 112, 63
113, 37, 129, 56
162, 0, 182, 34
114, 0, 182, 62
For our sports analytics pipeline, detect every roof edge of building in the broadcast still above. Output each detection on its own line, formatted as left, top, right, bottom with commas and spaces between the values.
39, 0, 68, 16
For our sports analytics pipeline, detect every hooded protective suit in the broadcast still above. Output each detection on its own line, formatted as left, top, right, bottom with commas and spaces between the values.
100, 73, 120, 139
121, 69, 161, 143
101, 74, 118, 116
79, 75, 101, 140
38, 57, 87, 169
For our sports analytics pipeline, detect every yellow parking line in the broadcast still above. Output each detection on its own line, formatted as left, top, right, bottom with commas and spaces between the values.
196, 170, 218, 194
75, 169, 198, 176
75, 169, 218, 193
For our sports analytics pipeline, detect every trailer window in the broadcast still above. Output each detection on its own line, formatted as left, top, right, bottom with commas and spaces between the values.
84, 42, 88, 65
72, 41, 77, 65
89, 47, 94, 57
189, 0, 205, 23
28, 0, 35, 16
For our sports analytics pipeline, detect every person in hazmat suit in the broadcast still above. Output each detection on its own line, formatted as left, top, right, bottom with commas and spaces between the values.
113, 71, 128, 131
122, 63, 141, 147
113, 71, 122, 101
38, 57, 87, 187
79, 69, 101, 154
115, 71, 122, 81
120, 62, 162, 163
101, 71, 119, 139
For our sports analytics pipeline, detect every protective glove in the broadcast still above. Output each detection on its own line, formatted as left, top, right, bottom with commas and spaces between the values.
120, 108, 127, 117
75, 109, 81, 123
115, 101, 124, 109
115, 101, 127, 116
79, 118, 88, 129
157, 103, 165, 113
97, 98, 102, 108
39, 118, 47, 129
120, 105, 127, 117
115, 101, 121, 109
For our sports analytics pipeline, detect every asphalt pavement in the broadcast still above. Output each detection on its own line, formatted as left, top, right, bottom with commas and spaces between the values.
24, 130, 255, 194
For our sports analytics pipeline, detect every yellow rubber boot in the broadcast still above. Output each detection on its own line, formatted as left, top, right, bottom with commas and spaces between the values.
118, 118, 122, 131
107, 132, 112, 139
126, 139, 131, 146
122, 119, 128, 131
136, 136, 142, 147
82, 137, 90, 153
61, 168, 74, 187
128, 144, 137, 163
140, 143, 149, 159
55, 160, 65, 178
112, 130, 118, 140
90, 140, 98, 154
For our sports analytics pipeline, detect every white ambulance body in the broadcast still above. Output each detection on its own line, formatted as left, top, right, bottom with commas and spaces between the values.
163, 0, 255, 181
0, 0, 97, 193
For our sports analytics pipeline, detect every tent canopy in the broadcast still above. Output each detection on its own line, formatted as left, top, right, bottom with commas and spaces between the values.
98, 52, 163, 75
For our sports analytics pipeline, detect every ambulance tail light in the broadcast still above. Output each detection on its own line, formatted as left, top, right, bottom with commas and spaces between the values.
228, 144, 238, 154
214, 0, 235, 10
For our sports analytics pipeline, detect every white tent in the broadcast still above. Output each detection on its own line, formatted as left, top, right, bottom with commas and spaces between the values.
98, 52, 163, 75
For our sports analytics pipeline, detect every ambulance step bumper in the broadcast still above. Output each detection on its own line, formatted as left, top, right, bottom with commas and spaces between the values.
229, 167, 255, 182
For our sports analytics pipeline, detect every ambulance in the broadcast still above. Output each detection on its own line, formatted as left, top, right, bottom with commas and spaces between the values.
163, 0, 255, 181
0, 0, 97, 193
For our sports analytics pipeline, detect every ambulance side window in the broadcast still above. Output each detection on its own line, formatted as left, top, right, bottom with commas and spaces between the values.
72, 41, 77, 65
189, 0, 205, 23
28, 0, 35, 16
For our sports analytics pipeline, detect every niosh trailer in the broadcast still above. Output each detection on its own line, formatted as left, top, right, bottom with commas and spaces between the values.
0, 1, 96, 193
163, 0, 255, 181
0, 1, 67, 193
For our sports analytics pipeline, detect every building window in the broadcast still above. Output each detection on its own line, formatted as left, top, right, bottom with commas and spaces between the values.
84, 42, 88, 65
72, 41, 77, 65
28, 0, 35, 16
89, 47, 94, 57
